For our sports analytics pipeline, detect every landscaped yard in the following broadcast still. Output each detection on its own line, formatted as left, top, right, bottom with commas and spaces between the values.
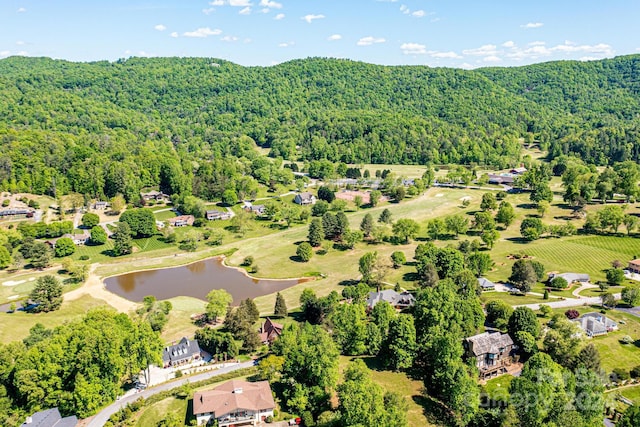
619, 385, 640, 404
134, 396, 187, 427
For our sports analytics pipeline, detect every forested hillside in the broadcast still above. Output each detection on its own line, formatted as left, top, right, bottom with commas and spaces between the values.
0, 55, 639, 200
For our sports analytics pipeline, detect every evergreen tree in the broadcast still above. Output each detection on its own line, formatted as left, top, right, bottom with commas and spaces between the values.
274, 292, 288, 318
29, 275, 63, 312
112, 223, 133, 256
307, 218, 324, 247
360, 213, 374, 237
378, 208, 392, 224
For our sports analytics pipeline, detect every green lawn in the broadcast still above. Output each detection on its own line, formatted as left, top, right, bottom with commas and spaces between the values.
482, 375, 514, 403
620, 385, 640, 404
154, 210, 177, 221
135, 396, 188, 427
339, 356, 435, 426
160, 296, 207, 343
481, 291, 548, 306
0, 294, 106, 343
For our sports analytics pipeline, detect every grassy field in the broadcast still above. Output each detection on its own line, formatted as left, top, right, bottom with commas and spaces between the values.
546, 306, 640, 374
160, 296, 207, 343
0, 294, 106, 343
339, 356, 435, 426
619, 385, 640, 404
135, 396, 187, 427
0, 270, 69, 305
482, 375, 514, 403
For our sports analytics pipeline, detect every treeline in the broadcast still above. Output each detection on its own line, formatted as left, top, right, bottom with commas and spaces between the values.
0, 309, 163, 426
1, 55, 639, 200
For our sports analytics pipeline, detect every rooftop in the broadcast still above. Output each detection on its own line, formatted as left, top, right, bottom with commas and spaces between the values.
193, 380, 275, 416
466, 332, 514, 356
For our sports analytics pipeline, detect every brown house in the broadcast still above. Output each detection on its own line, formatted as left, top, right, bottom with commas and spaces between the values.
168, 215, 195, 227
258, 318, 283, 344
465, 332, 515, 380
628, 259, 640, 274
193, 380, 276, 426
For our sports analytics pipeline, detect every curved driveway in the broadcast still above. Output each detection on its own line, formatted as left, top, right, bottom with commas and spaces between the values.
86, 361, 254, 427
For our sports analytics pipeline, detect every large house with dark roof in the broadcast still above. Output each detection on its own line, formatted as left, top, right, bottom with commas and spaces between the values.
293, 192, 316, 205
193, 380, 276, 426
162, 337, 201, 368
366, 290, 415, 311
465, 332, 515, 380
21, 408, 77, 427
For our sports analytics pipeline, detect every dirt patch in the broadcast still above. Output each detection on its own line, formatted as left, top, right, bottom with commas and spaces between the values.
64, 264, 138, 313
335, 190, 388, 204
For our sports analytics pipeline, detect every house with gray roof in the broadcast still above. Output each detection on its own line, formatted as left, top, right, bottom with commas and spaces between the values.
465, 332, 515, 379
294, 192, 316, 205
162, 337, 201, 368
574, 312, 618, 337
21, 408, 77, 427
366, 290, 415, 311
548, 272, 590, 284
477, 277, 496, 291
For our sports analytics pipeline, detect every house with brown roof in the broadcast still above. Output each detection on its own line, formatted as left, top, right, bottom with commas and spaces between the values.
141, 190, 170, 203
193, 380, 276, 426
167, 215, 195, 227
628, 259, 640, 274
258, 318, 283, 344
465, 332, 515, 380
366, 290, 415, 311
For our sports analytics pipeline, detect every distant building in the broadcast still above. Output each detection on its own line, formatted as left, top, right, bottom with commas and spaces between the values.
206, 210, 232, 221
193, 380, 276, 426
465, 332, 515, 380
21, 408, 77, 427
141, 190, 170, 203
167, 215, 195, 227
487, 173, 516, 185
0, 208, 34, 218
63, 233, 90, 246
162, 337, 202, 368
627, 259, 640, 274
293, 192, 316, 205
258, 318, 283, 344
248, 205, 265, 216
92, 201, 109, 210
548, 272, 590, 284
477, 277, 496, 291
510, 167, 528, 175
574, 312, 618, 337
366, 290, 415, 311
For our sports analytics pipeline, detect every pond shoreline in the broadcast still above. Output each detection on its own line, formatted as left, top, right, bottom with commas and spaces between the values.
103, 256, 312, 305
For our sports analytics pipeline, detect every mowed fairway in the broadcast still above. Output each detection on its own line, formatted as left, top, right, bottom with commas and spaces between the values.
488, 235, 640, 283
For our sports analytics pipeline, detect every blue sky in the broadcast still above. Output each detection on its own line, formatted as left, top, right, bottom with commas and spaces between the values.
1, 0, 638, 68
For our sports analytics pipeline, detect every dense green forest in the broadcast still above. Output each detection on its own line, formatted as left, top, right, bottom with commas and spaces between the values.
0, 55, 639, 200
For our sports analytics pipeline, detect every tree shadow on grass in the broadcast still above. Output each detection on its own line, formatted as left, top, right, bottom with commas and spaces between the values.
403, 272, 420, 282
412, 392, 459, 427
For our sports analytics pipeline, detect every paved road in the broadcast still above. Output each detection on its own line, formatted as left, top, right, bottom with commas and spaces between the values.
515, 293, 621, 310
85, 361, 254, 427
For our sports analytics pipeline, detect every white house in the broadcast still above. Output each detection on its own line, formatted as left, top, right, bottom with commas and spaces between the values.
193, 380, 276, 426
293, 192, 316, 205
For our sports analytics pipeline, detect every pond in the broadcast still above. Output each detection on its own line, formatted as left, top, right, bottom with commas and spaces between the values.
104, 257, 302, 305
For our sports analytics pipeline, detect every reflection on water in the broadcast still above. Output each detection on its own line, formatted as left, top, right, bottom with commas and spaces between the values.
104, 257, 299, 305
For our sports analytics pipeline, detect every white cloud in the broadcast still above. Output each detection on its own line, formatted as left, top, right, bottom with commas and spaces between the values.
502, 41, 515, 48
229, 0, 251, 5
430, 51, 462, 59
16, 51, 28, 56
483, 55, 502, 62
17, 7, 26, 13
183, 27, 223, 38
239, 6, 251, 14
221, 35, 238, 42
202, 7, 216, 14
528, 41, 546, 46
170, 32, 179, 38
400, 5, 410, 14
400, 42, 427, 55
462, 44, 498, 56
377, 0, 398, 2
279, 41, 295, 47
521, 22, 543, 29
579, 56, 599, 61
260, 0, 282, 8
261, 8, 270, 13
460, 62, 474, 69
274, 13, 285, 20
0, 50, 10, 58
210, 0, 224, 5
16, 41, 25, 46
412, 10, 426, 18
154, 24, 166, 31
357, 36, 386, 46
328, 34, 342, 41
138, 51, 154, 57
303, 14, 325, 23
